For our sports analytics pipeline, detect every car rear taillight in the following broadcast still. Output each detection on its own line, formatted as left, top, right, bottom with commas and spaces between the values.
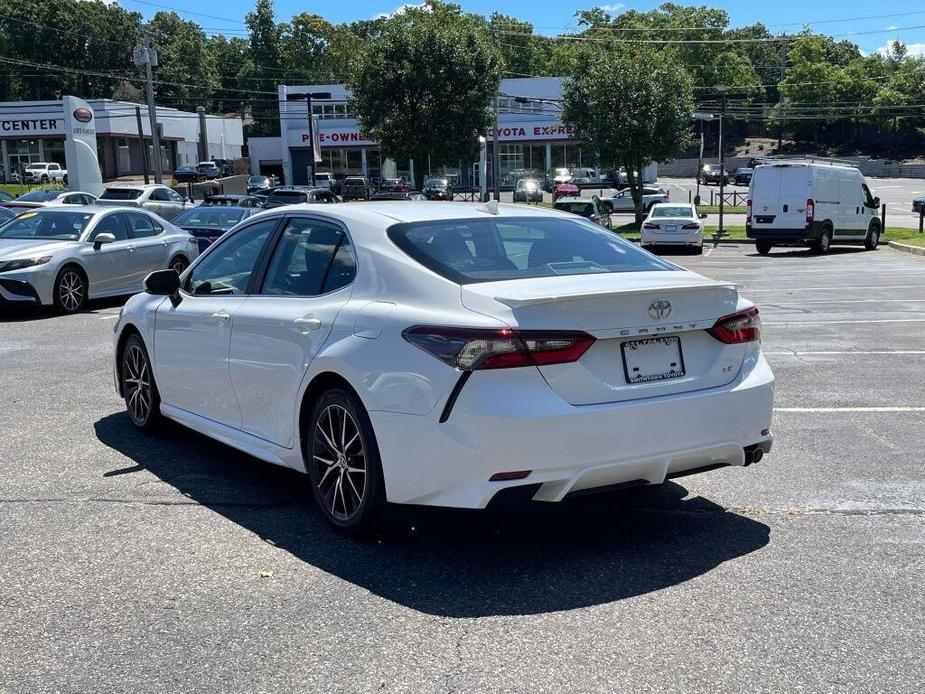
708, 307, 761, 344
681, 222, 699, 229
806, 198, 815, 224
746, 197, 752, 224
643, 222, 660, 230
403, 327, 595, 370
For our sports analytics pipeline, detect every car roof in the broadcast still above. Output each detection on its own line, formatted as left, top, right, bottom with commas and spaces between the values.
104, 183, 168, 189
243, 201, 571, 227
555, 197, 594, 203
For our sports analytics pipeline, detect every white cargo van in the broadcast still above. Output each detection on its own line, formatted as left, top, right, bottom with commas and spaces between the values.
747, 161, 881, 254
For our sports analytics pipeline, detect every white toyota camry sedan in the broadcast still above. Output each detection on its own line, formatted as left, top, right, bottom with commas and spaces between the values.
112, 202, 774, 534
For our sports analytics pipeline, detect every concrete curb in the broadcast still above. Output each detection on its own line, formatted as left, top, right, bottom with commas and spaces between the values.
887, 240, 925, 256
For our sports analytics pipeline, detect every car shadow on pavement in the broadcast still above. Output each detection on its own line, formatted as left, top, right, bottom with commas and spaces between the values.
0, 296, 126, 322
94, 412, 770, 618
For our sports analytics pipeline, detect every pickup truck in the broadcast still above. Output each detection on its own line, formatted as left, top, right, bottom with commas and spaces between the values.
23, 162, 67, 184
341, 176, 373, 201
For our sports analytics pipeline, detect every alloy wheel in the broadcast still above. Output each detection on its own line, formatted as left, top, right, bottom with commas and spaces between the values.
58, 270, 85, 312
123, 344, 152, 425
312, 404, 368, 522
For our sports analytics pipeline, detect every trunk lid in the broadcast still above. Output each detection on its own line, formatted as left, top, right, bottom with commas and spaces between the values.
461, 271, 748, 405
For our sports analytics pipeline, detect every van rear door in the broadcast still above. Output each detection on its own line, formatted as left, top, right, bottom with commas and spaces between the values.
751, 165, 807, 230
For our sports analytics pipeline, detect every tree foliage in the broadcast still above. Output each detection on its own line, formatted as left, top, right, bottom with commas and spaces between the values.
348, 1, 502, 188
562, 45, 695, 221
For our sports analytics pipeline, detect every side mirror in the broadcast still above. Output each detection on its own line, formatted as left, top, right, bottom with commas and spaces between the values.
872, 197, 880, 208
144, 269, 181, 303
92, 232, 116, 250
699, 212, 708, 219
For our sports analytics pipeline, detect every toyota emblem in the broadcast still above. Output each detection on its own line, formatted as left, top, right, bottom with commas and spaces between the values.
648, 299, 671, 320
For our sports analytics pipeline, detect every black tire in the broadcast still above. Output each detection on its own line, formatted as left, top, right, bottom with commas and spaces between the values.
52, 265, 87, 314
756, 240, 772, 255
306, 388, 385, 535
864, 222, 880, 251
813, 227, 832, 254
692, 245, 703, 255
121, 334, 162, 431
169, 255, 189, 275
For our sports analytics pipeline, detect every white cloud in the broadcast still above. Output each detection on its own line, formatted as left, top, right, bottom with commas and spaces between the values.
885, 25, 898, 31
599, 3, 626, 14
876, 39, 925, 58
372, 3, 429, 20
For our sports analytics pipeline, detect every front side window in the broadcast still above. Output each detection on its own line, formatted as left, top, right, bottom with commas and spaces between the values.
389, 217, 675, 284
185, 218, 278, 295
0, 210, 93, 240
262, 217, 355, 296
166, 188, 184, 203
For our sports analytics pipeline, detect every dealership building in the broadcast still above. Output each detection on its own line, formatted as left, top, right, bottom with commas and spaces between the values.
247, 77, 599, 186
0, 99, 243, 183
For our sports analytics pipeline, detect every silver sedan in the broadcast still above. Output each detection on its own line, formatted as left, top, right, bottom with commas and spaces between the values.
0, 206, 198, 313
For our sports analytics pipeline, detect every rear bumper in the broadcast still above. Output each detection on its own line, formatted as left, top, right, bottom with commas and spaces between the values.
641, 229, 703, 247
747, 221, 822, 243
371, 355, 774, 509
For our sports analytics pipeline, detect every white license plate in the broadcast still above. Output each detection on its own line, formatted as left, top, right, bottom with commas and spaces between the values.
621, 336, 686, 384
665, 224, 678, 231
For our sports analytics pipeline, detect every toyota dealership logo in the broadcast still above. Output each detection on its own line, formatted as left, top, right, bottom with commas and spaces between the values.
648, 299, 672, 320
72, 107, 93, 124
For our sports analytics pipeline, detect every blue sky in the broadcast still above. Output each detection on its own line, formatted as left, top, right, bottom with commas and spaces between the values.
123, 0, 925, 56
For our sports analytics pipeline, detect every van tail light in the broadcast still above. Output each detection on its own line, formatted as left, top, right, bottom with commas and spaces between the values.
403, 327, 595, 370
681, 222, 699, 229
643, 222, 660, 230
746, 197, 752, 224
806, 198, 815, 224
708, 307, 761, 344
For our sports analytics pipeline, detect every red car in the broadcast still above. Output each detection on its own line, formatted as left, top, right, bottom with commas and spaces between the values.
552, 182, 580, 201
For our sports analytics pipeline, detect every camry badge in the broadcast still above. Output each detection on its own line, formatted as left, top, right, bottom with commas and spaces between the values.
648, 299, 671, 320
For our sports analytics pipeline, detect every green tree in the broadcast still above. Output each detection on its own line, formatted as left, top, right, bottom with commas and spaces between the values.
348, 0, 502, 189
561, 45, 695, 223
239, 0, 283, 136
147, 12, 219, 111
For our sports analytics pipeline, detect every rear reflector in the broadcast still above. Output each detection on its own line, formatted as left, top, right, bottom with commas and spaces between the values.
489, 470, 532, 481
708, 307, 761, 344
403, 327, 595, 371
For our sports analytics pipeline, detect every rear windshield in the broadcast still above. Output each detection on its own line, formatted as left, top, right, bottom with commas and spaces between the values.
268, 191, 307, 204
16, 190, 60, 202
100, 188, 142, 200
173, 207, 246, 228
652, 206, 694, 218
554, 202, 594, 217
388, 216, 675, 284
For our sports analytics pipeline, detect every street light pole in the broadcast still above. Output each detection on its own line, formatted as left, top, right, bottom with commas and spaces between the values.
285, 91, 331, 187
692, 112, 714, 206
493, 94, 500, 201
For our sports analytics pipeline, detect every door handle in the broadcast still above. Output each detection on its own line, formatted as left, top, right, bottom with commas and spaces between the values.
212, 310, 231, 322
127, 245, 136, 252
293, 317, 322, 332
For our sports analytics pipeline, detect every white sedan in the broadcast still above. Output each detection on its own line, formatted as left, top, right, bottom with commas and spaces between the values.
112, 202, 774, 534
0, 206, 198, 313
641, 203, 705, 253
609, 186, 670, 213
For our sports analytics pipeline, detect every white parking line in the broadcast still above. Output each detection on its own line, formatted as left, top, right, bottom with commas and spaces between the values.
765, 350, 925, 355
763, 299, 925, 305
764, 318, 925, 326
776, 407, 925, 412
746, 285, 925, 293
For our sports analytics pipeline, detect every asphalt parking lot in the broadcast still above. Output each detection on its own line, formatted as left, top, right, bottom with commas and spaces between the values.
2, 243, 924, 692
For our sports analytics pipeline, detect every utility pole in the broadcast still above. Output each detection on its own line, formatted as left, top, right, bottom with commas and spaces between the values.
718, 94, 728, 237
777, 41, 786, 152
135, 33, 162, 184
492, 94, 500, 201
285, 91, 330, 186
135, 106, 150, 184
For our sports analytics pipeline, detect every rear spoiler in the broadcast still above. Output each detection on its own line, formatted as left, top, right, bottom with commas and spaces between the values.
493, 282, 737, 309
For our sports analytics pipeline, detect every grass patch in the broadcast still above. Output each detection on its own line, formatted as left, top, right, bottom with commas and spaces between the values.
1, 182, 65, 197
696, 205, 747, 214
883, 228, 925, 247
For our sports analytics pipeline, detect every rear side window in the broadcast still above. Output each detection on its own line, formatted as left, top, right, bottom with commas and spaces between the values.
261, 218, 355, 296
389, 216, 675, 284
